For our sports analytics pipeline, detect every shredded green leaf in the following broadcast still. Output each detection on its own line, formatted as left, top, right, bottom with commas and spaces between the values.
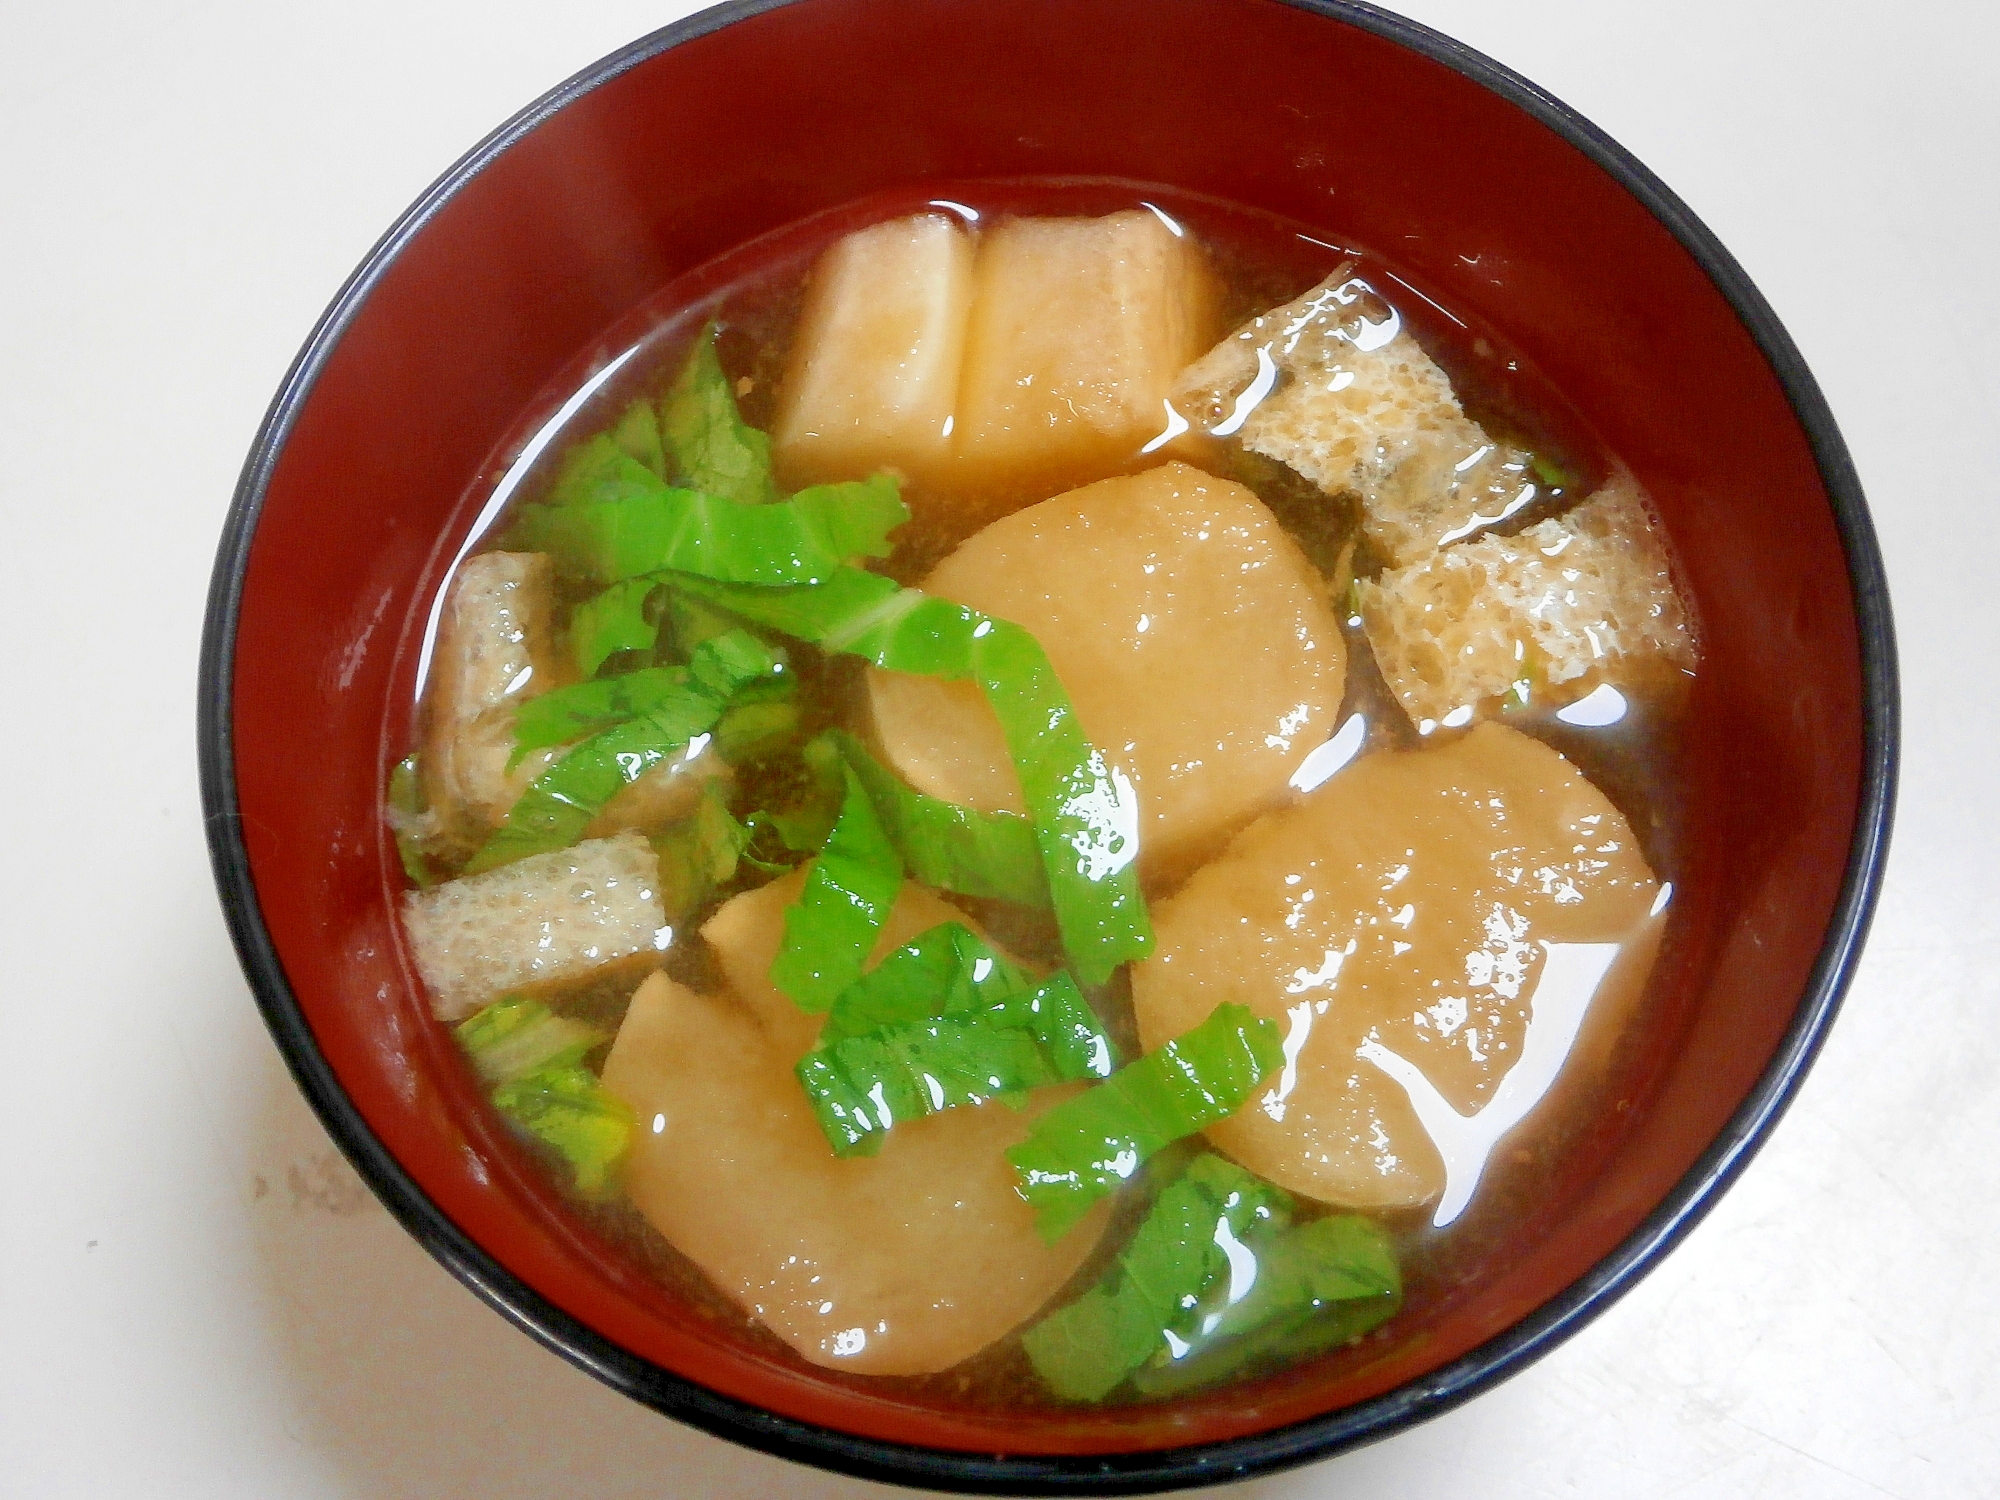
1529, 452, 1574, 493
1127, 1212, 1401, 1398
797, 921, 1114, 1155
675, 568, 1150, 983
1020, 1152, 1400, 1401
568, 576, 661, 678
490, 1063, 632, 1197
454, 994, 604, 1081
711, 671, 804, 764
453, 996, 630, 1197
834, 732, 1049, 909
664, 588, 748, 659
509, 632, 780, 765
1007, 1002, 1284, 1241
971, 621, 1150, 984
661, 322, 778, 505
1021, 1154, 1288, 1401
506, 470, 908, 588
799, 1019, 1062, 1157
767, 760, 904, 1012
466, 632, 780, 873
611, 396, 666, 478
387, 754, 437, 887
649, 778, 752, 920
545, 433, 636, 508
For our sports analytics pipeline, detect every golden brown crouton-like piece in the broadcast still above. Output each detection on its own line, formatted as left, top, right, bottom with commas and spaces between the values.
420, 551, 566, 851
866, 461, 1346, 890
1131, 722, 1662, 1215
399, 832, 666, 1021
602, 877, 1107, 1375
1174, 267, 1537, 567
1358, 474, 1696, 731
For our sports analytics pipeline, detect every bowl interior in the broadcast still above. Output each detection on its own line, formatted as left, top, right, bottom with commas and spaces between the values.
213, 0, 1881, 1477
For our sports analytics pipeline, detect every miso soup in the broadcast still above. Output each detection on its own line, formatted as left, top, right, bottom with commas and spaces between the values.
385, 180, 1697, 1407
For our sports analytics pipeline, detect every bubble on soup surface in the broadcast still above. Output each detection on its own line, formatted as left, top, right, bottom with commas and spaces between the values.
1130, 721, 1661, 1212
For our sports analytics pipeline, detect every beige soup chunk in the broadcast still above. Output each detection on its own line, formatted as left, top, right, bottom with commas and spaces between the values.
1174, 266, 1537, 567
1358, 473, 1696, 731
954, 210, 1219, 497
773, 212, 974, 492
400, 831, 667, 1021
867, 462, 1345, 889
596, 876, 1104, 1376
420, 551, 567, 851
1131, 723, 1661, 1214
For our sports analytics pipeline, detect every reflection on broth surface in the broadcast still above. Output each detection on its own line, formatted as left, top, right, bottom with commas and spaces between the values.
386, 181, 1697, 1407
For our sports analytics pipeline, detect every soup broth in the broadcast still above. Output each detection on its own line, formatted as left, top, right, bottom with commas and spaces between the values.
386, 179, 1697, 1411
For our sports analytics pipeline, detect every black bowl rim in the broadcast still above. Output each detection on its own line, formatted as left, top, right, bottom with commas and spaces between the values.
197, 0, 1899, 1491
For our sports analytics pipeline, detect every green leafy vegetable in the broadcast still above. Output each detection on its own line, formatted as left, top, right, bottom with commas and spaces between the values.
568, 576, 660, 678
666, 569, 980, 675
611, 396, 666, 478
711, 670, 804, 765
766, 759, 903, 1012
817, 920, 1033, 1045
1529, 452, 1574, 493
507, 470, 908, 588
1007, 1002, 1284, 1241
466, 632, 781, 873
799, 1019, 1062, 1157
834, 732, 1049, 909
455, 993, 603, 1081
545, 433, 637, 508
386, 754, 437, 887
649, 778, 753, 920
1021, 1152, 1399, 1401
509, 632, 781, 765
1127, 1212, 1400, 1398
971, 621, 1150, 984
662, 322, 778, 505
454, 996, 630, 1197
818, 921, 1111, 1071
664, 588, 749, 659
797, 921, 1114, 1155
490, 1063, 631, 1197
1021, 1154, 1287, 1401
675, 568, 1150, 984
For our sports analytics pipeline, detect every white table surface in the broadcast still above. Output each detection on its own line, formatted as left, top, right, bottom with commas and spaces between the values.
4, 2, 1993, 1495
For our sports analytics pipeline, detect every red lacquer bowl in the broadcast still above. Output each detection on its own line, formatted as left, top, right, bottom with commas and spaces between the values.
198, 0, 1896, 1489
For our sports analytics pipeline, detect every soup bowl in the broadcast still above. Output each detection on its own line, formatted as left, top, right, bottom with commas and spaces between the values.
198, 0, 1896, 1489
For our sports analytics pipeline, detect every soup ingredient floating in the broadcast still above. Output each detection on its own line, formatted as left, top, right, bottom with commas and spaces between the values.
1359, 472, 1695, 730
1132, 721, 1663, 1217
867, 460, 1346, 889
601, 883, 1111, 1375
775, 208, 1219, 517
1021, 1152, 1400, 1401
1174, 264, 1536, 568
